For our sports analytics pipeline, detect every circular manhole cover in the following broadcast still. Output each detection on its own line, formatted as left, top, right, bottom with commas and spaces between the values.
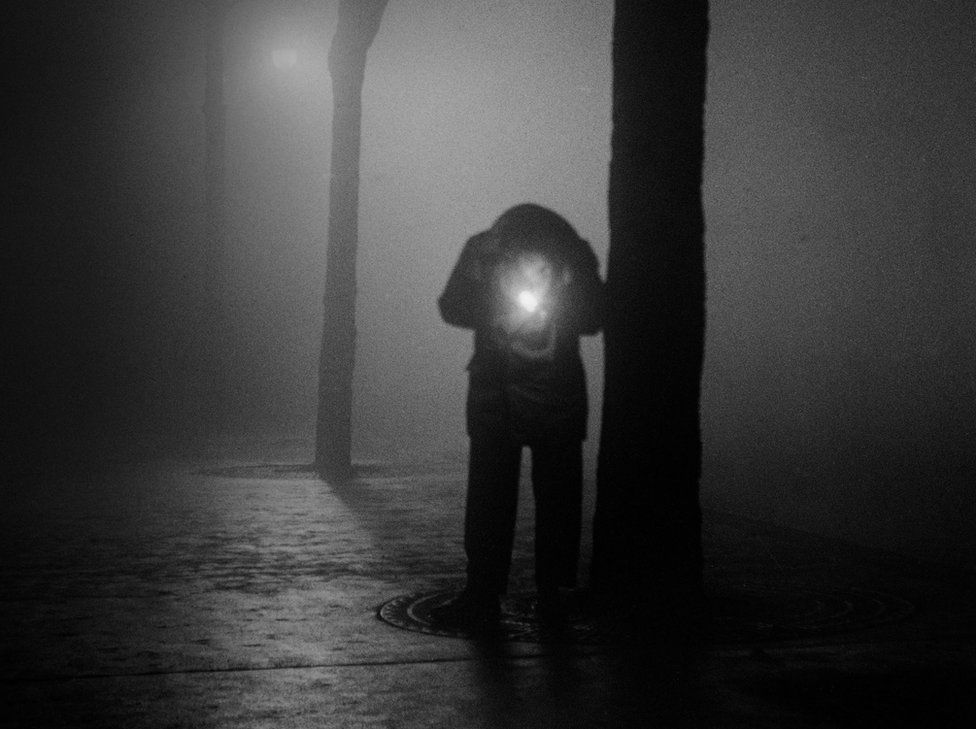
377, 585, 913, 645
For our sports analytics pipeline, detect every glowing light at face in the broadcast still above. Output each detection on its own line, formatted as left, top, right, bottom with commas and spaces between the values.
272, 48, 298, 70
517, 290, 540, 312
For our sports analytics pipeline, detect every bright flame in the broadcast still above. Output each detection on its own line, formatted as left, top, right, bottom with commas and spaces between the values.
517, 290, 540, 312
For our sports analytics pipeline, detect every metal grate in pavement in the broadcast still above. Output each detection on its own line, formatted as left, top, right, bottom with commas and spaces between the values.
377, 585, 914, 645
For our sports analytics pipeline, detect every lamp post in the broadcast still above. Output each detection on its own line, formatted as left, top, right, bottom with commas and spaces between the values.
198, 0, 230, 447
198, 0, 303, 450
198, 0, 383, 479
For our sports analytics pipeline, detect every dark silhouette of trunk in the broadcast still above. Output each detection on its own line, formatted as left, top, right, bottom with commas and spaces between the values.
592, 1, 709, 604
315, 0, 387, 481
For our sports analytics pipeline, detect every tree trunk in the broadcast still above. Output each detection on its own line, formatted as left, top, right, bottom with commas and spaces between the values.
315, 0, 387, 481
592, 1, 710, 604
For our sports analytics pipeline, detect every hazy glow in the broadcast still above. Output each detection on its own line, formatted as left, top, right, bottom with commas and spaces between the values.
272, 48, 298, 70
14, 0, 971, 561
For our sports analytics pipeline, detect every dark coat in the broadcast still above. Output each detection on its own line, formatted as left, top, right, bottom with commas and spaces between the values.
439, 205, 604, 442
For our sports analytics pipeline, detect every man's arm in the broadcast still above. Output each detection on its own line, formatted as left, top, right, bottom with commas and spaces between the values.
559, 244, 604, 336
438, 232, 494, 330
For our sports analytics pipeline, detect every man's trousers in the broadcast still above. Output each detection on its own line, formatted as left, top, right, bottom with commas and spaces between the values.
463, 432, 583, 596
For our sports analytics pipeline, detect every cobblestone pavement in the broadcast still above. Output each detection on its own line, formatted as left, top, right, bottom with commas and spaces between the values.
2, 452, 975, 728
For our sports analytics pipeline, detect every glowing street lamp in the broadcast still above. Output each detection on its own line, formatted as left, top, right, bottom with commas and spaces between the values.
272, 47, 298, 70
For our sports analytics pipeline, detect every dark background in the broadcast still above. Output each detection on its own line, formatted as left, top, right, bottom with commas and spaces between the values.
5, 0, 974, 562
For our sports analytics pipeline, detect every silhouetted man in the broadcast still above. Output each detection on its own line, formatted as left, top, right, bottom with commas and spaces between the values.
434, 203, 603, 629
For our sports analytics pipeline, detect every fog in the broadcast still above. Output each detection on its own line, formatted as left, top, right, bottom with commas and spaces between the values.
7, 1, 974, 561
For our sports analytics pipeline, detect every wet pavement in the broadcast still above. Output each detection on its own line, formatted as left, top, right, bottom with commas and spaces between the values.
2, 451, 975, 727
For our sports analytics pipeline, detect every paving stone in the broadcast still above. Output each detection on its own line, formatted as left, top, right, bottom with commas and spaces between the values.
2, 454, 974, 727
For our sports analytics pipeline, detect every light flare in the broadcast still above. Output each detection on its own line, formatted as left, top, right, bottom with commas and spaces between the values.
517, 290, 541, 313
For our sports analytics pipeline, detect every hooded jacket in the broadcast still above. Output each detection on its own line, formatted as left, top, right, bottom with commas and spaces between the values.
439, 204, 604, 442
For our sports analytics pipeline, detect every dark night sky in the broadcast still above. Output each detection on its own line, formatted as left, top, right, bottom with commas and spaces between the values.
5, 1, 975, 560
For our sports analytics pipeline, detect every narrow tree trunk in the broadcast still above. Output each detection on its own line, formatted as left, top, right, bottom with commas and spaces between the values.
315, 0, 387, 481
592, 1, 709, 604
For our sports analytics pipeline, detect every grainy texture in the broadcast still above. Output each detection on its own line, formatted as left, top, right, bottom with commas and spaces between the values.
2, 452, 974, 727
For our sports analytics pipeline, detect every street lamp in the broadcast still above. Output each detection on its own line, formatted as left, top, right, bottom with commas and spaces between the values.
272, 47, 298, 70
